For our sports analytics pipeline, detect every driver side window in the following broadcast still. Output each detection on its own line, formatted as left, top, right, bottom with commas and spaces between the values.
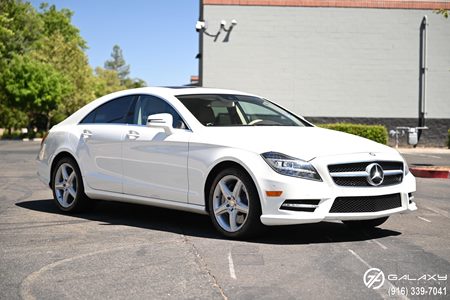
133, 95, 186, 129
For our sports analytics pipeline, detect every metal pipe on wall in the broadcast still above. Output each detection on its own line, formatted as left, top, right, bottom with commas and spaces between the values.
418, 15, 428, 143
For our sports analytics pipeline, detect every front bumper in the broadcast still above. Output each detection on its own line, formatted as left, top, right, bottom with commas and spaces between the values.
256, 152, 417, 226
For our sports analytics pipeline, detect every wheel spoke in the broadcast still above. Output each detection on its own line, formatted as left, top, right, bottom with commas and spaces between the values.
214, 203, 228, 216
235, 202, 248, 214
68, 187, 76, 198
232, 180, 243, 199
54, 183, 64, 190
67, 171, 76, 185
62, 190, 69, 205
229, 210, 238, 231
218, 181, 233, 198
61, 165, 69, 181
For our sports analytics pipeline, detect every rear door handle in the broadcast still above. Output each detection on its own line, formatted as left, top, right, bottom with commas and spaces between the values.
127, 130, 140, 140
82, 129, 92, 139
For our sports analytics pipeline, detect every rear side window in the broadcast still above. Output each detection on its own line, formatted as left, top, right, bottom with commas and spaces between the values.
80, 96, 135, 124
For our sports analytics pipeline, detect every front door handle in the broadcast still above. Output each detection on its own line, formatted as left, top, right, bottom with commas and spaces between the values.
127, 130, 140, 140
82, 129, 92, 139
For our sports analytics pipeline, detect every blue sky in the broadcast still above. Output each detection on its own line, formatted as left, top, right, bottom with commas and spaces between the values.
30, 0, 199, 86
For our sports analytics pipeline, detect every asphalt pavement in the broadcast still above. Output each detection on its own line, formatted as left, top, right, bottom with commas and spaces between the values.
1, 141, 449, 300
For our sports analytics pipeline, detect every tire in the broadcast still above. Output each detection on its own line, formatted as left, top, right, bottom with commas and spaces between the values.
51, 157, 92, 213
343, 217, 389, 229
208, 167, 264, 239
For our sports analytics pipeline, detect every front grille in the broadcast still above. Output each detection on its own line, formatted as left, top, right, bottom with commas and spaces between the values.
328, 161, 403, 173
328, 161, 404, 187
329, 193, 402, 213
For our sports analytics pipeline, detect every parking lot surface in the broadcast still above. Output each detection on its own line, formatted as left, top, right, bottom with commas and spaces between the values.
1, 141, 449, 299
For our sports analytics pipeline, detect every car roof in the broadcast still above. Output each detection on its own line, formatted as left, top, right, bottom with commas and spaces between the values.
54, 86, 259, 128
125, 86, 257, 97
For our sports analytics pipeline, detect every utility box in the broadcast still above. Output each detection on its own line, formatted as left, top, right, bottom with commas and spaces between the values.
407, 128, 418, 145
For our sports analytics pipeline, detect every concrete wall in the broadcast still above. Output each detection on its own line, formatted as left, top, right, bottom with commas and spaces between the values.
202, 5, 450, 120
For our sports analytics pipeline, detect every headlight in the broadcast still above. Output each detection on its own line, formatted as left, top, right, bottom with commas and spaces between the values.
400, 154, 410, 175
404, 160, 410, 175
261, 152, 322, 181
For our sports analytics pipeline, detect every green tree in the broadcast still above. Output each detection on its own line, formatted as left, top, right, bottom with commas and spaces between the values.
94, 67, 125, 97
31, 32, 96, 115
0, 0, 43, 60
38, 3, 87, 49
33, 4, 95, 116
104, 44, 130, 82
102, 44, 146, 91
0, 103, 27, 136
123, 77, 147, 89
1, 55, 73, 136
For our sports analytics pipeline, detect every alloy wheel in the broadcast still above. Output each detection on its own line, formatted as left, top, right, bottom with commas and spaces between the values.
54, 163, 78, 208
212, 175, 250, 232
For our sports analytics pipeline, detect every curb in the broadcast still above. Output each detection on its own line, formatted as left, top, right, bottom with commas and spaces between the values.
410, 167, 450, 179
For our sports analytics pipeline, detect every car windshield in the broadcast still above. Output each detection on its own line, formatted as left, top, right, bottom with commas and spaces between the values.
176, 94, 309, 127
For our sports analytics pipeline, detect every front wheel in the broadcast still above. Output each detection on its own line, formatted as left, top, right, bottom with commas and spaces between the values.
343, 217, 389, 229
51, 157, 92, 213
208, 168, 264, 239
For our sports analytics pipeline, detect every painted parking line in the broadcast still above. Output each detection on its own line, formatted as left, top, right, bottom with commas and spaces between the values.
423, 206, 449, 218
418, 154, 442, 159
347, 249, 409, 300
364, 232, 388, 250
228, 251, 236, 279
372, 239, 388, 250
418, 216, 431, 223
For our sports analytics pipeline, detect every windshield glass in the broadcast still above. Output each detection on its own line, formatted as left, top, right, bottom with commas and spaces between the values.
176, 94, 309, 127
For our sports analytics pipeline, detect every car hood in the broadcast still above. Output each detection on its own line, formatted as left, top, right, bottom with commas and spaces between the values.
195, 126, 398, 161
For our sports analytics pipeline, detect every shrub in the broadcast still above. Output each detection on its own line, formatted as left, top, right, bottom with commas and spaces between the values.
1, 130, 24, 140
448, 129, 450, 149
319, 123, 388, 145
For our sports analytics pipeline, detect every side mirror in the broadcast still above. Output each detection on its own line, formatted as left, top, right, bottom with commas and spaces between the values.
147, 113, 174, 135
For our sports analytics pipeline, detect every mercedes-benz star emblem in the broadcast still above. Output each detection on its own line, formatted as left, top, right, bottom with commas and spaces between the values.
366, 163, 384, 186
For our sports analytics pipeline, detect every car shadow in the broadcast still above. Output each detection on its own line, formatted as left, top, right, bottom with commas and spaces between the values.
16, 199, 401, 245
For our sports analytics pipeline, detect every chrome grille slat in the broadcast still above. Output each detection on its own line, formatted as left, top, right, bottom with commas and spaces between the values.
328, 161, 404, 187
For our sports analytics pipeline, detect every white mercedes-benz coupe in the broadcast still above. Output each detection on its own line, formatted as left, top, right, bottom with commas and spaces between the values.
37, 87, 417, 238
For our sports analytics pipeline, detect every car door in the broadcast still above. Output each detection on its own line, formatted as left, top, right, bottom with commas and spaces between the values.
76, 95, 136, 193
122, 94, 190, 202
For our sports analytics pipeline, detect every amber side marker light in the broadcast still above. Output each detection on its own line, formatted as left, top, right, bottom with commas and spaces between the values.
266, 191, 283, 197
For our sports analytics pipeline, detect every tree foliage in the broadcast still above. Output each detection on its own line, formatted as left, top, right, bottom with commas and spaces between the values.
436, 9, 449, 19
105, 45, 130, 82
0, 1, 147, 137
94, 67, 125, 97
1, 54, 72, 136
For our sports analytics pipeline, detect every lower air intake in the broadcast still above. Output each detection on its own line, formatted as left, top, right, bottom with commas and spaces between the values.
329, 193, 402, 213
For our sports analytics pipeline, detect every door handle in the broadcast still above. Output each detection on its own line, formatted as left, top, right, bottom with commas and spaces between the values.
82, 129, 92, 139
127, 130, 140, 140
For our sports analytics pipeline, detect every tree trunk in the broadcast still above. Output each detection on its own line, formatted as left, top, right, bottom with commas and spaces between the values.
46, 112, 51, 133
27, 113, 34, 139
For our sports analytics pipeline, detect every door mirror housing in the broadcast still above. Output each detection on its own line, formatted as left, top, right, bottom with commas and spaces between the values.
146, 113, 174, 135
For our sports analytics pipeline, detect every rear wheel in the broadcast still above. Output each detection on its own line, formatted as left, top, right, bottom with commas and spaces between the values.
52, 157, 92, 213
208, 168, 264, 239
343, 217, 389, 229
